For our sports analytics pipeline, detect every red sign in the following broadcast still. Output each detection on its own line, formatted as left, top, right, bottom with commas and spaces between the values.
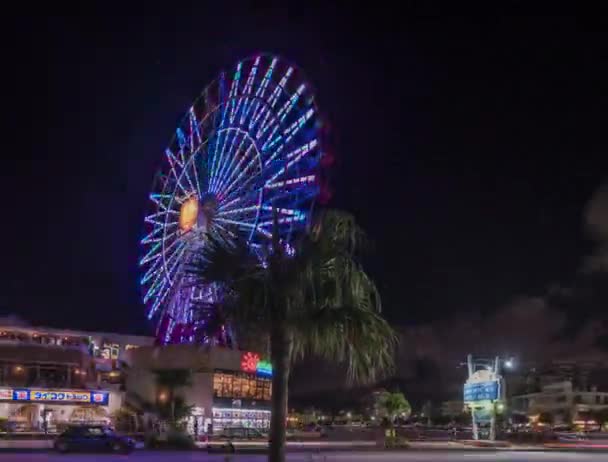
241, 352, 260, 373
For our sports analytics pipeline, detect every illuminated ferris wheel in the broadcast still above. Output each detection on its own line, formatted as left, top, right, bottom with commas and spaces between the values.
140, 55, 325, 344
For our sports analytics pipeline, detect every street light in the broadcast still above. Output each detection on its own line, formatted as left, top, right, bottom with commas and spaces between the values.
504, 358, 515, 370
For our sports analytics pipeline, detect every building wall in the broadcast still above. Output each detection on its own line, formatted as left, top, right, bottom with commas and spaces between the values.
511, 380, 608, 423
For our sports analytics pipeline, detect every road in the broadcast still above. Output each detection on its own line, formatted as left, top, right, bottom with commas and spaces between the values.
1, 451, 607, 461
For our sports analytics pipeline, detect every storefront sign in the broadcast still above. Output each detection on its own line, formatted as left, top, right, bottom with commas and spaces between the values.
241, 352, 273, 377
0, 388, 11, 400
9, 388, 109, 405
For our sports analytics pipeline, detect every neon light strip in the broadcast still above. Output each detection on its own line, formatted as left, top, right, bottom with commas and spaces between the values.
213, 130, 247, 194
265, 175, 316, 189
176, 128, 187, 165
228, 62, 243, 123
249, 58, 278, 130
278, 84, 305, 123
239, 56, 260, 125
217, 145, 259, 199
215, 142, 256, 198
257, 67, 293, 137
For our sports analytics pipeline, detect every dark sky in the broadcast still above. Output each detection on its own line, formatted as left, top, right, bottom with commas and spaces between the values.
2, 11, 607, 336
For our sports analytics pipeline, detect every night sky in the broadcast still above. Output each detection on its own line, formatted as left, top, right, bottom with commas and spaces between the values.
2, 11, 607, 340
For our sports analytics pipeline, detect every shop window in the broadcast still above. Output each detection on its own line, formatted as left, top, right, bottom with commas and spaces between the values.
213, 371, 271, 400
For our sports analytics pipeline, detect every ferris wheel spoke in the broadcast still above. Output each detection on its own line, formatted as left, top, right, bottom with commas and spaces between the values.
144, 246, 182, 303
210, 129, 235, 193
140, 241, 164, 265
215, 217, 258, 229
147, 242, 187, 299
165, 150, 190, 197
256, 67, 293, 134
165, 148, 183, 169
215, 142, 257, 199
176, 128, 189, 166
277, 83, 306, 124
189, 107, 202, 147
256, 215, 306, 228
284, 107, 315, 142
190, 154, 203, 199
239, 56, 261, 125
218, 145, 263, 201
210, 127, 233, 192
142, 228, 179, 245
248, 57, 278, 130
264, 139, 319, 185
147, 282, 174, 319
223, 61, 242, 126
178, 149, 198, 195
150, 193, 172, 211
265, 174, 316, 190
216, 204, 260, 217
141, 226, 164, 244
207, 131, 223, 192
213, 130, 246, 194
260, 205, 305, 217
208, 134, 224, 193
260, 124, 282, 152
220, 170, 263, 206
145, 214, 178, 227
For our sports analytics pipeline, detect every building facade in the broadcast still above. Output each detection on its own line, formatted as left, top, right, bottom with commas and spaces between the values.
511, 380, 608, 425
0, 317, 153, 432
125, 344, 272, 435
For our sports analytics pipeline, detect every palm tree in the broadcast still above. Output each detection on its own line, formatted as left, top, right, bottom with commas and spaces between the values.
377, 391, 411, 435
152, 369, 193, 426
189, 209, 397, 462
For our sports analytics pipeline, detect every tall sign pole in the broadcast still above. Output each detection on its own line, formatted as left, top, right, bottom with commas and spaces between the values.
463, 355, 505, 441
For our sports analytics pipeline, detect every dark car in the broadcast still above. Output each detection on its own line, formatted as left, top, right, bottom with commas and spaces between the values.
54, 425, 135, 454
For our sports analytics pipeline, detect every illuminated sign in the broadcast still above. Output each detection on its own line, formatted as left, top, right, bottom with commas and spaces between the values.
0, 388, 11, 400
9, 388, 109, 405
463, 381, 499, 402
241, 352, 260, 373
256, 360, 273, 377
241, 352, 273, 377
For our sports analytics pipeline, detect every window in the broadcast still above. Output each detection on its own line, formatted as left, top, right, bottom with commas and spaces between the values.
213, 371, 272, 400
596, 395, 601, 404
556, 395, 567, 403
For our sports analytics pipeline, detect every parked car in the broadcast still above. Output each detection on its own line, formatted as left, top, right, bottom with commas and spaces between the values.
54, 425, 135, 454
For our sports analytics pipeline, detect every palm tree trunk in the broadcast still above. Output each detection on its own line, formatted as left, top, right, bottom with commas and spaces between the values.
269, 321, 291, 462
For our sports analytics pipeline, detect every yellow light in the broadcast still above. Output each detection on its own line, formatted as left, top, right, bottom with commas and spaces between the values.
179, 197, 199, 232
158, 392, 168, 402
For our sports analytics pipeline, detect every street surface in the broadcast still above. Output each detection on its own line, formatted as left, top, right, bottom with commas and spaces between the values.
1, 451, 607, 461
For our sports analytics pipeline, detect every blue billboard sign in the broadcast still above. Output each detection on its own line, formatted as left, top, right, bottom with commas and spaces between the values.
463, 381, 499, 402
10, 389, 109, 405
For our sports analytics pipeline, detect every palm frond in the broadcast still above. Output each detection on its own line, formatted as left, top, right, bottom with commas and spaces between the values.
290, 303, 397, 385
